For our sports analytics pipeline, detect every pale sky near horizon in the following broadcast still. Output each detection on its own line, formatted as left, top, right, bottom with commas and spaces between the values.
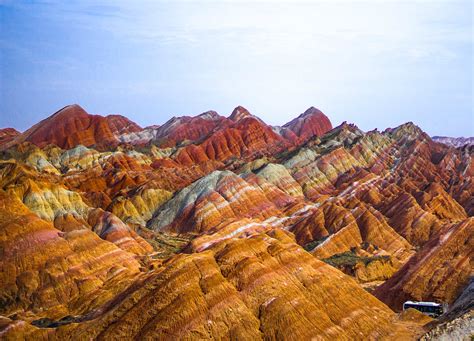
0, 0, 473, 136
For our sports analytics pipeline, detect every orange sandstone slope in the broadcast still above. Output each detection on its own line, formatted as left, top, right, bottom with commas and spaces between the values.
374, 218, 473, 310
0, 190, 144, 319
1, 230, 420, 340
0, 159, 153, 255
0, 103, 472, 340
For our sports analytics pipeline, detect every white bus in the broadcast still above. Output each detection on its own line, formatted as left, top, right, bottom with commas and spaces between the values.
402, 301, 444, 317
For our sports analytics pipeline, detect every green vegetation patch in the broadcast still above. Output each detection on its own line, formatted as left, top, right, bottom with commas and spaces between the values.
323, 251, 390, 268
145, 232, 192, 259
303, 236, 329, 252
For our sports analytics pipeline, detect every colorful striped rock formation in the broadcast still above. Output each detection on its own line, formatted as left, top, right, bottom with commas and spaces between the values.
0, 104, 472, 340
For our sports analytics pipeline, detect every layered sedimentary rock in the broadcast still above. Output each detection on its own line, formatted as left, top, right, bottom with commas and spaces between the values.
148, 170, 286, 234
374, 218, 473, 310
1, 231, 421, 340
255, 163, 304, 198
320, 249, 399, 284
0, 128, 20, 146
176, 113, 291, 165
0, 191, 143, 320
0, 160, 153, 255
2, 105, 142, 150
229, 105, 254, 121
119, 110, 230, 147
281, 106, 333, 143
151, 110, 229, 147
1, 104, 472, 340
109, 187, 172, 227
87, 208, 154, 255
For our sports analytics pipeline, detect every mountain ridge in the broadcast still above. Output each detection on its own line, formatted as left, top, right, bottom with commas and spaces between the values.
1, 104, 334, 151
0, 104, 472, 340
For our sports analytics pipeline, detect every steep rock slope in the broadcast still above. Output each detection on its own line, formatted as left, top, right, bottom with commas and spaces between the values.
148, 170, 289, 234
374, 218, 473, 310
1, 231, 417, 340
176, 113, 292, 165
0, 191, 143, 319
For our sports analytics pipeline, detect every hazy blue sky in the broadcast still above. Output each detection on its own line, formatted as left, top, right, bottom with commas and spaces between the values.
0, 0, 472, 136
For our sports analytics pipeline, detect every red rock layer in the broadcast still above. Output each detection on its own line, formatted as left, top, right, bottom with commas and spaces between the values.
0, 128, 20, 146
3, 105, 142, 150
153, 110, 230, 147
176, 115, 292, 165
282, 106, 333, 143
228, 105, 253, 121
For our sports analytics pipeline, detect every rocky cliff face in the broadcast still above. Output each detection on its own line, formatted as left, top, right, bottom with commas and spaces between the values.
0, 104, 471, 340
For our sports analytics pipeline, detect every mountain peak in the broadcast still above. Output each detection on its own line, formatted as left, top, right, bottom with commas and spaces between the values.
384, 122, 424, 141
301, 106, 325, 118
4, 104, 142, 150
283, 107, 333, 142
49, 104, 89, 120
197, 110, 221, 121
229, 106, 252, 121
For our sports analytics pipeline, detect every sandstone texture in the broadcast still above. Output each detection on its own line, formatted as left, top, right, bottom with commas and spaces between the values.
0, 104, 472, 340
